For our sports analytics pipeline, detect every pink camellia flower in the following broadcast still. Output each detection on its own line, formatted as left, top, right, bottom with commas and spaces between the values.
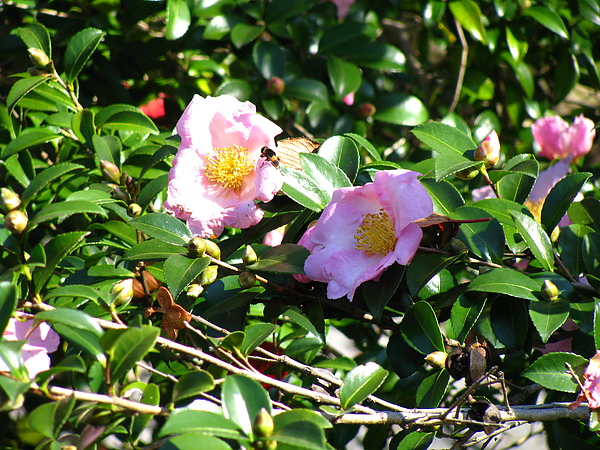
0, 315, 60, 378
140, 93, 166, 119
474, 131, 501, 168
569, 351, 600, 410
165, 95, 284, 238
297, 170, 433, 300
262, 226, 285, 247
532, 114, 596, 160
325, 0, 355, 20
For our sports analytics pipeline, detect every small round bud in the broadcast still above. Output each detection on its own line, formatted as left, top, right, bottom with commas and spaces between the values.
449, 239, 467, 255
253, 408, 274, 438
267, 77, 285, 96
187, 237, 207, 257
356, 103, 376, 119
242, 245, 258, 266
474, 131, 501, 168
199, 266, 219, 286
1, 188, 21, 211
186, 284, 204, 298
4, 210, 28, 234
541, 280, 560, 302
110, 278, 134, 306
100, 160, 121, 184
127, 203, 142, 217
425, 351, 448, 369
204, 240, 221, 260
455, 166, 479, 180
112, 186, 130, 202
238, 271, 257, 289
28, 48, 51, 69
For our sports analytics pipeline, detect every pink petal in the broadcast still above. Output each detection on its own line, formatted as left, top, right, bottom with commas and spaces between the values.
532, 116, 569, 160
564, 115, 596, 160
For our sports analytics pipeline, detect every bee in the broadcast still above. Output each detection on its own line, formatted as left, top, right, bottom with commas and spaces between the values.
260, 146, 280, 168
260, 137, 321, 171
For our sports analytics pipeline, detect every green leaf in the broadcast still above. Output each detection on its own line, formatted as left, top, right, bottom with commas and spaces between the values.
300, 153, 352, 201
99, 110, 159, 135
245, 244, 309, 274
541, 173, 591, 233
219, 331, 245, 353
452, 206, 504, 264
264, 0, 319, 23
129, 213, 192, 245
420, 178, 465, 214
363, 264, 405, 322
509, 210, 554, 272
468, 268, 541, 301
491, 297, 529, 349
252, 41, 286, 79
412, 122, 476, 157
344, 133, 381, 162
221, 375, 271, 436
285, 308, 325, 345
529, 299, 570, 343
159, 410, 245, 441
166, 434, 233, 450
327, 57, 362, 100
568, 197, 600, 232
281, 167, 330, 211
63, 28, 105, 82
240, 323, 277, 356
374, 94, 429, 125
0, 282, 17, 336
401, 301, 445, 355
123, 239, 186, 261
345, 43, 406, 71
557, 224, 594, 277
35, 308, 103, 337
523, 5, 569, 39
30, 200, 108, 225
44, 285, 106, 306
21, 163, 84, 206
6, 76, 52, 113
164, 255, 211, 299
34, 232, 89, 292
451, 295, 487, 342
317, 136, 360, 182
231, 23, 264, 48
271, 420, 327, 448
71, 109, 96, 146
584, 233, 600, 278
416, 369, 450, 408
18, 23, 51, 57
449, 0, 488, 44
172, 371, 215, 402
166, 0, 191, 40
339, 362, 389, 409
53, 324, 105, 362
137, 173, 169, 209
102, 326, 160, 381
2, 127, 61, 159
522, 352, 587, 392
393, 430, 434, 450
273, 409, 332, 430
406, 254, 460, 297
286, 79, 329, 105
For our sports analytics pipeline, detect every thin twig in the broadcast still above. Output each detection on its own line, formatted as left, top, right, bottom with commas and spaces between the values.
448, 15, 468, 115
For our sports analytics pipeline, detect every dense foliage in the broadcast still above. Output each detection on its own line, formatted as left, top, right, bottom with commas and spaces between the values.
1, 0, 600, 448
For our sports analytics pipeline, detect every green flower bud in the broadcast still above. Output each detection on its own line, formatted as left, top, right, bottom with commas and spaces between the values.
204, 240, 221, 260
1, 188, 21, 211
242, 245, 258, 266
28, 48, 51, 69
238, 271, 257, 289
267, 77, 285, 96
110, 278, 134, 306
455, 166, 479, 180
187, 237, 207, 257
199, 266, 219, 286
112, 186, 130, 202
449, 239, 467, 255
541, 280, 560, 302
186, 284, 204, 298
253, 408, 274, 438
4, 210, 28, 234
100, 160, 121, 184
127, 203, 142, 217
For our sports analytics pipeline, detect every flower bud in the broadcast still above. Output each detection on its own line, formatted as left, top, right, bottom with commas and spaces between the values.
100, 160, 121, 184
267, 77, 285, 96
541, 280, 560, 302
425, 351, 448, 369
238, 271, 257, 289
112, 186, 130, 202
127, 203, 142, 217
28, 48, 51, 69
357, 103, 376, 119
187, 237, 207, 257
110, 278, 134, 306
474, 131, 500, 168
186, 284, 204, 298
125, 175, 136, 196
449, 239, 467, 255
198, 266, 219, 286
4, 210, 28, 234
455, 166, 479, 180
253, 408, 274, 437
1, 188, 21, 211
242, 245, 258, 266
204, 240, 221, 260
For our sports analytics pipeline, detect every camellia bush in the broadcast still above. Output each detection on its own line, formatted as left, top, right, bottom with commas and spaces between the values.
1, 0, 600, 449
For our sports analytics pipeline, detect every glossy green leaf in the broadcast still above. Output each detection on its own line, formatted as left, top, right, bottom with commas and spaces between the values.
344, 132, 381, 161
452, 206, 504, 264
6, 76, 52, 113
522, 352, 587, 392
529, 298, 570, 343
18, 23, 51, 57
505, 26, 528, 62
491, 297, 529, 349
167, 434, 233, 450
496, 169, 536, 204
387, 326, 426, 378
451, 295, 487, 342
30, 200, 108, 225
34, 232, 89, 292
285, 308, 325, 344
35, 308, 103, 336
281, 167, 329, 211
339, 362, 389, 409
420, 178, 465, 214
2, 127, 61, 159
231, 23, 264, 48
245, 244, 309, 274
579, 0, 600, 25
317, 135, 360, 182
264, 0, 319, 23
172, 371, 215, 402
273, 409, 332, 430
411, 122, 476, 157
164, 255, 211, 299
568, 197, 600, 232
240, 323, 277, 356
449, 0, 487, 44
435, 154, 478, 181
557, 224, 594, 277
345, 43, 406, 71
401, 301, 445, 354
363, 264, 405, 322
394, 430, 434, 450
43, 285, 106, 305
21, 163, 84, 206
252, 41, 285, 79
286, 79, 329, 105
317, 22, 374, 55
102, 326, 160, 381
510, 210, 554, 272
166, 0, 191, 40
219, 331, 245, 353
468, 268, 541, 301
327, 57, 361, 100
416, 369, 450, 408
137, 173, 169, 209
129, 213, 192, 245
123, 239, 186, 260
0, 282, 17, 336
406, 254, 460, 297
523, 5, 569, 39
374, 94, 428, 125
221, 375, 271, 436
159, 410, 245, 440
99, 110, 159, 135
271, 420, 327, 448
541, 172, 591, 233
554, 51, 579, 102
63, 28, 105, 82
301, 153, 352, 201
584, 233, 600, 277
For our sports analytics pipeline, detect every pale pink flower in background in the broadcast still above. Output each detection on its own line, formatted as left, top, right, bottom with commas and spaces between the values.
569, 351, 600, 410
325, 0, 355, 20
297, 170, 433, 300
262, 226, 285, 246
342, 92, 355, 106
0, 315, 60, 378
532, 114, 596, 160
165, 95, 284, 238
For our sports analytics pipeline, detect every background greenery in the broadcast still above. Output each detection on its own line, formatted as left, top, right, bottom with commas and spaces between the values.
1, 0, 600, 449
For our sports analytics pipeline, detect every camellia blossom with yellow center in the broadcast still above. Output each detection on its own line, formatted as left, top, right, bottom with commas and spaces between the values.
165, 94, 284, 238
297, 170, 433, 300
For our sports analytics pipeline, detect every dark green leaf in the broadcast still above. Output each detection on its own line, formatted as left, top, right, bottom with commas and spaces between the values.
541, 172, 591, 233
264, 0, 319, 23
166, 0, 191, 40
420, 178, 465, 214
452, 206, 504, 264
137, 174, 169, 209
491, 297, 529, 349
568, 197, 600, 232
252, 41, 285, 79
102, 326, 160, 381
557, 224, 594, 279
510, 210, 554, 272
0, 282, 17, 336
522, 352, 587, 392
43, 285, 106, 305
123, 239, 186, 260
231, 23, 264, 48
129, 213, 192, 245
271, 420, 327, 448
6, 76, 52, 113
286, 79, 329, 105
301, 153, 352, 201
406, 254, 460, 297
172, 371, 215, 402
469, 268, 541, 301
21, 163, 84, 206
416, 369, 450, 408
245, 244, 309, 274
522, 5, 569, 39
63, 28, 105, 82
164, 255, 211, 299
401, 301, 445, 354
412, 122, 476, 157
35, 308, 103, 336
584, 233, 600, 277
18, 23, 51, 57
273, 409, 332, 430
159, 410, 245, 440
529, 298, 570, 343
221, 375, 271, 436
451, 295, 487, 342
449, 0, 488, 44
327, 57, 362, 100
240, 323, 277, 356
339, 362, 389, 409
30, 200, 108, 225
394, 430, 434, 450
2, 127, 61, 159
99, 110, 159, 135
317, 136, 359, 182
34, 232, 89, 292
167, 434, 233, 450
344, 133, 382, 162
363, 264, 405, 322
374, 94, 428, 125
345, 43, 406, 71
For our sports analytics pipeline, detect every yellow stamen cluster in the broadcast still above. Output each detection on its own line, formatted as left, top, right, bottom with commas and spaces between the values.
525, 199, 543, 222
354, 209, 397, 255
205, 145, 254, 190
